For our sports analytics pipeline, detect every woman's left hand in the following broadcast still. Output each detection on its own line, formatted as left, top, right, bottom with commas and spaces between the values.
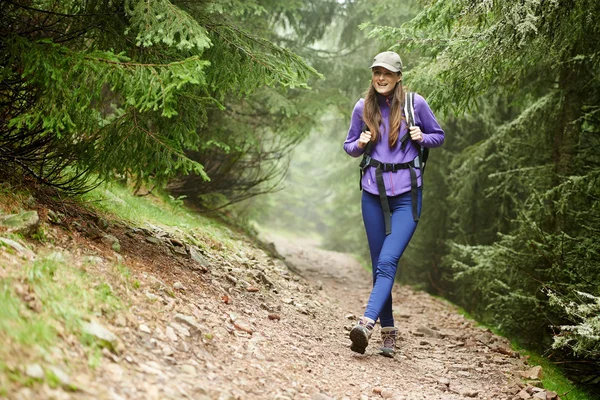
409, 126, 424, 143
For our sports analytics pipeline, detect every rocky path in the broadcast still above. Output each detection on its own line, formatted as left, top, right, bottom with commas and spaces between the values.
4, 222, 543, 400
269, 236, 530, 400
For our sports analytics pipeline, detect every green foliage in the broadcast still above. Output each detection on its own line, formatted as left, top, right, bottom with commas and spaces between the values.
125, 0, 212, 50
1, 0, 322, 193
549, 291, 600, 359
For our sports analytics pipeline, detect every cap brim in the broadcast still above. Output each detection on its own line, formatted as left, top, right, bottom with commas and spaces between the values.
370, 62, 401, 72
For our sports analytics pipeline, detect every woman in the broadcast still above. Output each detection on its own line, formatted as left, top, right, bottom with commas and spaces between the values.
343, 51, 444, 357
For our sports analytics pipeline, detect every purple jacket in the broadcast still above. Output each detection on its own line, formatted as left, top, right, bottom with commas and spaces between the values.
343, 93, 445, 196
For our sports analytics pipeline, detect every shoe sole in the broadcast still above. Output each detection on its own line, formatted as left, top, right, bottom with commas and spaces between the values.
349, 327, 369, 354
379, 348, 394, 358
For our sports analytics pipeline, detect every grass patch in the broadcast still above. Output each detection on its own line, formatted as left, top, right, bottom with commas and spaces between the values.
81, 182, 235, 251
0, 252, 125, 393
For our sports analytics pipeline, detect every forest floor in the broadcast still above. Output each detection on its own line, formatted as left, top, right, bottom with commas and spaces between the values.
1, 198, 547, 400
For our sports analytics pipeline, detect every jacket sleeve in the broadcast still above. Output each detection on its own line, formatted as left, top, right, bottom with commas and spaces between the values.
415, 93, 445, 148
343, 99, 366, 157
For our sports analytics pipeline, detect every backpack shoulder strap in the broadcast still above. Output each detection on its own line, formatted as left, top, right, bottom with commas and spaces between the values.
404, 91, 416, 127
361, 121, 373, 155
399, 91, 415, 149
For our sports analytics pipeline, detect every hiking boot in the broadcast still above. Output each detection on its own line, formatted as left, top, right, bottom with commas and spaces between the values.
379, 326, 398, 358
349, 317, 374, 354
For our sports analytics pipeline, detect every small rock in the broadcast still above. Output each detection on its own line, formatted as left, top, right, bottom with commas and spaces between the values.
233, 320, 254, 334
162, 346, 175, 356
256, 272, 273, 287
450, 364, 471, 371
171, 245, 188, 256
25, 364, 44, 379
0, 237, 35, 260
345, 313, 356, 320
437, 377, 450, 386
166, 326, 178, 342
145, 291, 161, 302
139, 324, 151, 334
296, 304, 309, 315
47, 210, 63, 224
114, 315, 127, 327
174, 282, 185, 290
83, 255, 104, 265
82, 321, 119, 352
48, 366, 70, 387
520, 366, 543, 380
174, 314, 204, 335
268, 313, 281, 321
316, 280, 323, 290
381, 388, 395, 398
170, 322, 191, 337
416, 326, 440, 338
546, 391, 558, 400
139, 362, 163, 376
189, 245, 209, 266
95, 217, 109, 229
372, 387, 382, 395
145, 236, 161, 245
181, 365, 197, 375
517, 389, 532, 399
461, 390, 479, 398
532, 392, 546, 400
492, 344, 516, 357
246, 287, 259, 292
0, 211, 39, 236
100, 234, 120, 252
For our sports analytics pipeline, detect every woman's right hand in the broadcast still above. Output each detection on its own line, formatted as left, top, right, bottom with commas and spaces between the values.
357, 131, 372, 149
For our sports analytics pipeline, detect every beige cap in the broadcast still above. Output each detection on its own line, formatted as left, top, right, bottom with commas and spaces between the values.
370, 51, 403, 72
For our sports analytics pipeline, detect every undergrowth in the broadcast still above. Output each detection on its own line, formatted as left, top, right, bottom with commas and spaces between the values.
81, 182, 237, 251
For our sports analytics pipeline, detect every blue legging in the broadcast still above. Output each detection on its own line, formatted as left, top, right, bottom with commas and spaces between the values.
361, 189, 422, 327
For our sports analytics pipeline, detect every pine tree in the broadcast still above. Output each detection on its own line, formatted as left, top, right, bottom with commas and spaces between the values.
0, 0, 321, 193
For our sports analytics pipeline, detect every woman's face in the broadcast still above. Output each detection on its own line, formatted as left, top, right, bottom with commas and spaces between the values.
371, 67, 401, 97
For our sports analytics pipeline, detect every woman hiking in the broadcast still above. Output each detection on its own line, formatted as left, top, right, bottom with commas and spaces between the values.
343, 51, 445, 357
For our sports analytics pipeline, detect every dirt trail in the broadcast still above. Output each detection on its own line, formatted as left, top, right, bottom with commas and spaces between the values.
269, 236, 526, 400
4, 226, 528, 400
